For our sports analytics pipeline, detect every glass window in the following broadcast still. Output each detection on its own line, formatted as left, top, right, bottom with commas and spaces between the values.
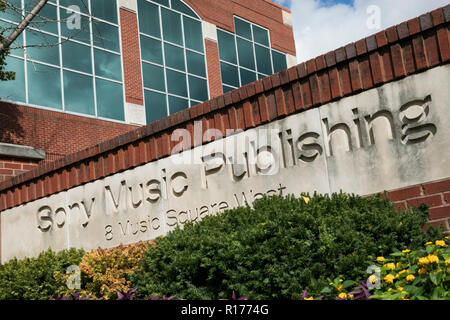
161, 8, 183, 45
164, 43, 185, 71
252, 25, 269, 47
234, 17, 251, 40
166, 69, 187, 97
27, 61, 62, 110
92, 19, 120, 52
255, 44, 272, 75
145, 90, 167, 124
138, 0, 161, 38
91, 0, 118, 23
168, 95, 189, 114
94, 49, 122, 81
60, 8, 91, 44
220, 62, 239, 87
96, 78, 124, 121
171, 0, 198, 18
2, 0, 22, 23
152, 0, 169, 7
0, 56, 26, 102
0, 19, 24, 57
258, 73, 266, 80
217, 30, 236, 64
272, 50, 287, 73
188, 76, 208, 102
223, 85, 234, 94
236, 38, 255, 70
142, 63, 165, 91
26, 31, 60, 65
62, 40, 92, 74
140, 36, 163, 64
63, 70, 95, 115
186, 50, 206, 77
239, 68, 256, 86
59, 0, 90, 14
27, 3, 58, 35
183, 16, 203, 52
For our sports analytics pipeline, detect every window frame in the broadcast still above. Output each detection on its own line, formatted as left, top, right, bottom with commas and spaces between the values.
0, 0, 127, 124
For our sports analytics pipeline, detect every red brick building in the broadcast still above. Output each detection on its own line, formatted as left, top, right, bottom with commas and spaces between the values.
0, 0, 296, 181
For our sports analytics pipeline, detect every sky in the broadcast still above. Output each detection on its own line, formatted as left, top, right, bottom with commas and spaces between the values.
271, 0, 450, 62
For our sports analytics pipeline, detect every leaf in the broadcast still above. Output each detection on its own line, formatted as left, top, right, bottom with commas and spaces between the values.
429, 273, 438, 286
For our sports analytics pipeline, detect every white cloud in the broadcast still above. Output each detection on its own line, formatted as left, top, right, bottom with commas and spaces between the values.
291, 0, 449, 63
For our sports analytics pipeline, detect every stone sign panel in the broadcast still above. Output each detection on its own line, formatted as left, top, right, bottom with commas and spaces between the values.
1, 65, 449, 262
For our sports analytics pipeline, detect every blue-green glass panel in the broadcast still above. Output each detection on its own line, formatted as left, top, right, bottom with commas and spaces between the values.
63, 70, 95, 115
186, 50, 205, 77
217, 30, 236, 64
26, 31, 59, 65
0, 20, 23, 57
239, 68, 256, 86
234, 17, 251, 40
190, 100, 200, 107
166, 69, 187, 97
140, 35, 163, 64
1, 0, 22, 23
255, 44, 272, 75
258, 73, 266, 80
142, 62, 165, 91
62, 40, 92, 73
94, 49, 122, 81
27, 61, 61, 109
237, 38, 255, 70
164, 43, 185, 71
137, 0, 160, 38
59, 0, 89, 14
252, 24, 269, 47
145, 90, 167, 124
0, 56, 25, 102
272, 50, 287, 73
161, 8, 182, 45
168, 95, 188, 114
188, 75, 208, 101
152, 0, 169, 6
183, 16, 203, 52
60, 8, 91, 44
27, 3, 58, 34
220, 62, 239, 87
92, 19, 120, 52
91, 0, 118, 23
222, 85, 234, 94
171, 0, 198, 18
96, 78, 124, 121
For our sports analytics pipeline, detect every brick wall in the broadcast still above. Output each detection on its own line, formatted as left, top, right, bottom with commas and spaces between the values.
0, 5, 449, 231
379, 178, 450, 231
205, 39, 223, 98
0, 101, 137, 167
0, 157, 39, 183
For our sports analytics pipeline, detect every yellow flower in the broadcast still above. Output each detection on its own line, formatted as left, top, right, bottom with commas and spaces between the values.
385, 263, 395, 270
304, 297, 314, 300
418, 257, 430, 265
435, 240, 445, 247
425, 242, 433, 246
418, 268, 427, 275
396, 262, 402, 268
376, 256, 385, 262
338, 292, 347, 300
398, 269, 408, 276
349, 294, 354, 300
337, 285, 343, 291
302, 196, 310, 204
406, 274, 415, 282
368, 274, 378, 284
428, 254, 439, 264
397, 286, 404, 291
402, 249, 411, 253
384, 274, 395, 284
445, 259, 450, 265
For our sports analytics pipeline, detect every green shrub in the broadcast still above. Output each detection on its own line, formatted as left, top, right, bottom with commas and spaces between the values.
0, 248, 85, 300
131, 193, 443, 299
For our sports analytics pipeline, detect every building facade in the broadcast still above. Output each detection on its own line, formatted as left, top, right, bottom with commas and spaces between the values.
0, 0, 295, 181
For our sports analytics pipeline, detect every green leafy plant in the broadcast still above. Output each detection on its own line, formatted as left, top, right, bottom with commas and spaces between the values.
0, 248, 84, 300
131, 193, 442, 299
